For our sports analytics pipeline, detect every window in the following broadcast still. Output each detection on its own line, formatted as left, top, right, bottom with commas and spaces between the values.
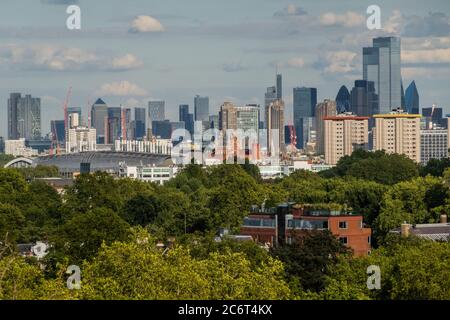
339, 237, 348, 245
339, 221, 348, 229
368, 236, 371, 244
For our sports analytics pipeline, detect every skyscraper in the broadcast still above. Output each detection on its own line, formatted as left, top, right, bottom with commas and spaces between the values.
350, 80, 378, 117
91, 98, 108, 144
51, 120, 65, 146
405, 81, 419, 114
68, 107, 82, 126
293, 87, 317, 149
148, 101, 165, 131
134, 107, 146, 140
401, 80, 406, 109
276, 74, 282, 100
7, 93, 21, 139
107, 107, 121, 144
266, 99, 285, 155
335, 86, 351, 113
179, 104, 194, 135
363, 36, 401, 114
194, 95, 209, 122
152, 120, 172, 139
315, 99, 337, 155
219, 102, 259, 133
16, 94, 41, 140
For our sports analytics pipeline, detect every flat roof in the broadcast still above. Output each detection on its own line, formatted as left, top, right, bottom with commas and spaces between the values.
323, 116, 369, 121
373, 114, 422, 118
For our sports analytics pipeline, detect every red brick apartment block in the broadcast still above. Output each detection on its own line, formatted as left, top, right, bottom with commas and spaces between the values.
240, 203, 372, 256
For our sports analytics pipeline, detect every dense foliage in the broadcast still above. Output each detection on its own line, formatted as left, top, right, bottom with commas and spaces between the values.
0, 154, 449, 300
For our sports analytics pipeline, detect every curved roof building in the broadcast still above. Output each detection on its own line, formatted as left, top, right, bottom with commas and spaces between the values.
33, 151, 173, 176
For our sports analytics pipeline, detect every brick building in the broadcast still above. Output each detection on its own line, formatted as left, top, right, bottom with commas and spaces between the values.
240, 202, 372, 256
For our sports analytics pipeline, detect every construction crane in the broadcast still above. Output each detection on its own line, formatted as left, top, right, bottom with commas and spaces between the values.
288, 124, 297, 149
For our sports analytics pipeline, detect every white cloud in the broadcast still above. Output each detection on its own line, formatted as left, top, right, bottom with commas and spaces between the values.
402, 67, 450, 79
272, 57, 305, 69
124, 97, 141, 107
384, 10, 403, 35
320, 51, 358, 74
129, 16, 165, 33
274, 4, 307, 17
402, 48, 450, 64
96, 81, 148, 97
403, 37, 450, 50
0, 44, 143, 72
318, 11, 365, 27
111, 53, 143, 69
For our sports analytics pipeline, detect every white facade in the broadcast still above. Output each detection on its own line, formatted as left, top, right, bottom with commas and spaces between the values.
5, 139, 38, 157
119, 164, 178, 185
420, 128, 448, 164
114, 139, 172, 155
373, 111, 421, 162
324, 115, 369, 165
66, 127, 97, 153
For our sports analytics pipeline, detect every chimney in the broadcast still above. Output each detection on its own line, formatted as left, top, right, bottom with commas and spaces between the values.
440, 214, 448, 224
401, 222, 411, 237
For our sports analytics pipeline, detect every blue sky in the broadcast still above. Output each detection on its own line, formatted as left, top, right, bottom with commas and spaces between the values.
1, 0, 450, 136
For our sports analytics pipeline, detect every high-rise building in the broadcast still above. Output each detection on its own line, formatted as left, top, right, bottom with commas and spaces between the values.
209, 115, 219, 129
7, 93, 21, 139
405, 81, 419, 115
265, 86, 277, 110
373, 110, 421, 162
335, 85, 351, 113
276, 74, 282, 100
237, 105, 260, 134
315, 99, 337, 155
134, 107, 146, 140
265, 99, 285, 155
401, 80, 406, 109
219, 102, 237, 130
66, 127, 97, 153
179, 104, 194, 135
363, 37, 401, 114
152, 120, 172, 139
420, 126, 448, 164
422, 105, 445, 129
148, 101, 165, 131
293, 87, 317, 149
350, 80, 378, 117
50, 120, 65, 146
8, 94, 41, 140
107, 107, 121, 144
324, 113, 369, 165
219, 102, 259, 133
91, 98, 108, 144
194, 95, 209, 122
68, 107, 83, 126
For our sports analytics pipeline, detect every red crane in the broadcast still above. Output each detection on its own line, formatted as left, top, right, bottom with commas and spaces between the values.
288, 124, 297, 149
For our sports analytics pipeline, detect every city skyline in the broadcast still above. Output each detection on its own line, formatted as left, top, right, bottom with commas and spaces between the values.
1, 0, 450, 137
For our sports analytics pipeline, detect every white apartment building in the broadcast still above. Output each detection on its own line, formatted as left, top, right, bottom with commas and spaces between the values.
420, 126, 448, 164
5, 139, 38, 157
324, 114, 369, 165
66, 127, 97, 153
373, 110, 421, 162
114, 138, 172, 155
